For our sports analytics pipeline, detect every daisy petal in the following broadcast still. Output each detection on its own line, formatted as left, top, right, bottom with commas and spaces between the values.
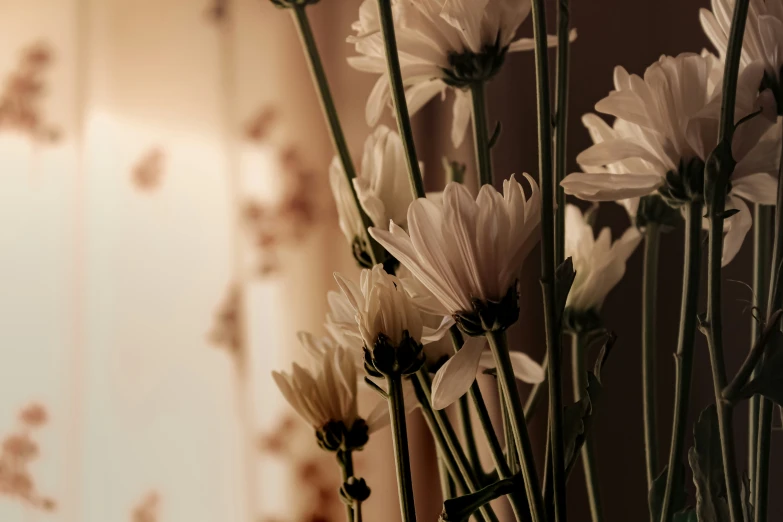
431, 336, 485, 409
561, 172, 662, 201
478, 350, 545, 384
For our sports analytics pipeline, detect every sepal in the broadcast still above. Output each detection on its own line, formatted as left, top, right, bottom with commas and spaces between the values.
316, 419, 369, 453
340, 477, 371, 504
454, 285, 520, 336
365, 331, 425, 377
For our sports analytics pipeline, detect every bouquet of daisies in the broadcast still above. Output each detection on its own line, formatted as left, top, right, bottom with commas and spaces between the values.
268, 1, 782, 522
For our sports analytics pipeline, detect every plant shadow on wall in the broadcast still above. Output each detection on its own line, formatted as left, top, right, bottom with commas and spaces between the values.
266, 1, 783, 522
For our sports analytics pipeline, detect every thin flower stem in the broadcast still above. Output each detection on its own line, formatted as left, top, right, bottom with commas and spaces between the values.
386, 375, 417, 522
754, 400, 773, 522
438, 455, 455, 500
487, 330, 548, 522
659, 201, 703, 522
501, 380, 521, 475
571, 332, 604, 522
354, 501, 363, 522
749, 204, 772, 487
754, 122, 783, 522
458, 394, 482, 476
471, 82, 493, 187
290, 5, 379, 264
339, 451, 356, 522
413, 372, 498, 522
448, 328, 528, 521
523, 354, 548, 422
641, 224, 661, 493
374, 0, 426, 200
553, 0, 571, 266
701, 2, 751, 521
529, 0, 566, 519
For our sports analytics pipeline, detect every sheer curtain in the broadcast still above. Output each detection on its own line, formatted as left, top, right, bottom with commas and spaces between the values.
0, 1, 396, 521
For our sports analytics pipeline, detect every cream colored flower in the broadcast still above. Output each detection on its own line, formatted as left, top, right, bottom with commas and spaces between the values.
369, 175, 541, 317
348, 0, 575, 147
564, 204, 641, 313
330, 126, 417, 251
561, 53, 778, 265
273, 336, 386, 432
701, 0, 783, 88
329, 268, 452, 359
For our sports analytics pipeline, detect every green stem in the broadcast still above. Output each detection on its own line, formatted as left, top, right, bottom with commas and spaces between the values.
487, 330, 547, 522
458, 394, 483, 478
642, 224, 661, 493
754, 399, 773, 522
339, 451, 356, 522
290, 5, 378, 264
702, 2, 754, 519
524, 354, 548, 423
448, 328, 527, 521
571, 333, 604, 522
529, 0, 565, 519
414, 371, 498, 522
374, 0, 425, 200
553, 0, 571, 266
387, 375, 417, 522
438, 456, 456, 500
659, 202, 703, 522
749, 204, 772, 488
755, 122, 783, 522
501, 379, 521, 475
471, 82, 493, 187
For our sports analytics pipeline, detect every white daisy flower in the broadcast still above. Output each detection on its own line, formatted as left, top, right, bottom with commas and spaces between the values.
369, 175, 541, 329
561, 53, 778, 265
564, 204, 642, 314
701, 0, 783, 94
272, 336, 388, 442
347, 0, 575, 147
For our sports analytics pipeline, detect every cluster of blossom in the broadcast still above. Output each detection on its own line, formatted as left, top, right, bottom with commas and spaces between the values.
268, 0, 783, 521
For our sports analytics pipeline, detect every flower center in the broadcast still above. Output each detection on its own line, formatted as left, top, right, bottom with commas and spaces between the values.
442, 39, 509, 89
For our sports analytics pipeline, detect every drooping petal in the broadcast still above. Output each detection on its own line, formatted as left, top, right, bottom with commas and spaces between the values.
431, 336, 486, 409
478, 350, 545, 384
561, 172, 663, 201
731, 173, 778, 205
451, 89, 473, 147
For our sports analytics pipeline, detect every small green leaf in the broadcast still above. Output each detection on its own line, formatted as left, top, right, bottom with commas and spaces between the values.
649, 465, 688, 522
488, 122, 502, 149
741, 474, 754, 522
737, 334, 783, 407
555, 257, 576, 324
592, 330, 617, 384
440, 476, 521, 522
563, 373, 602, 473
674, 509, 697, 522
689, 405, 730, 522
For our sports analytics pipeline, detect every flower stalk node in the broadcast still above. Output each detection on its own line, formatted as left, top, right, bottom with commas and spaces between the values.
442, 42, 509, 89
364, 331, 425, 377
316, 419, 370, 453
453, 286, 520, 337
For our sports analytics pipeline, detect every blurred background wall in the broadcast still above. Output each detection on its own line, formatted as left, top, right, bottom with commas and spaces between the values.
0, 1, 778, 522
